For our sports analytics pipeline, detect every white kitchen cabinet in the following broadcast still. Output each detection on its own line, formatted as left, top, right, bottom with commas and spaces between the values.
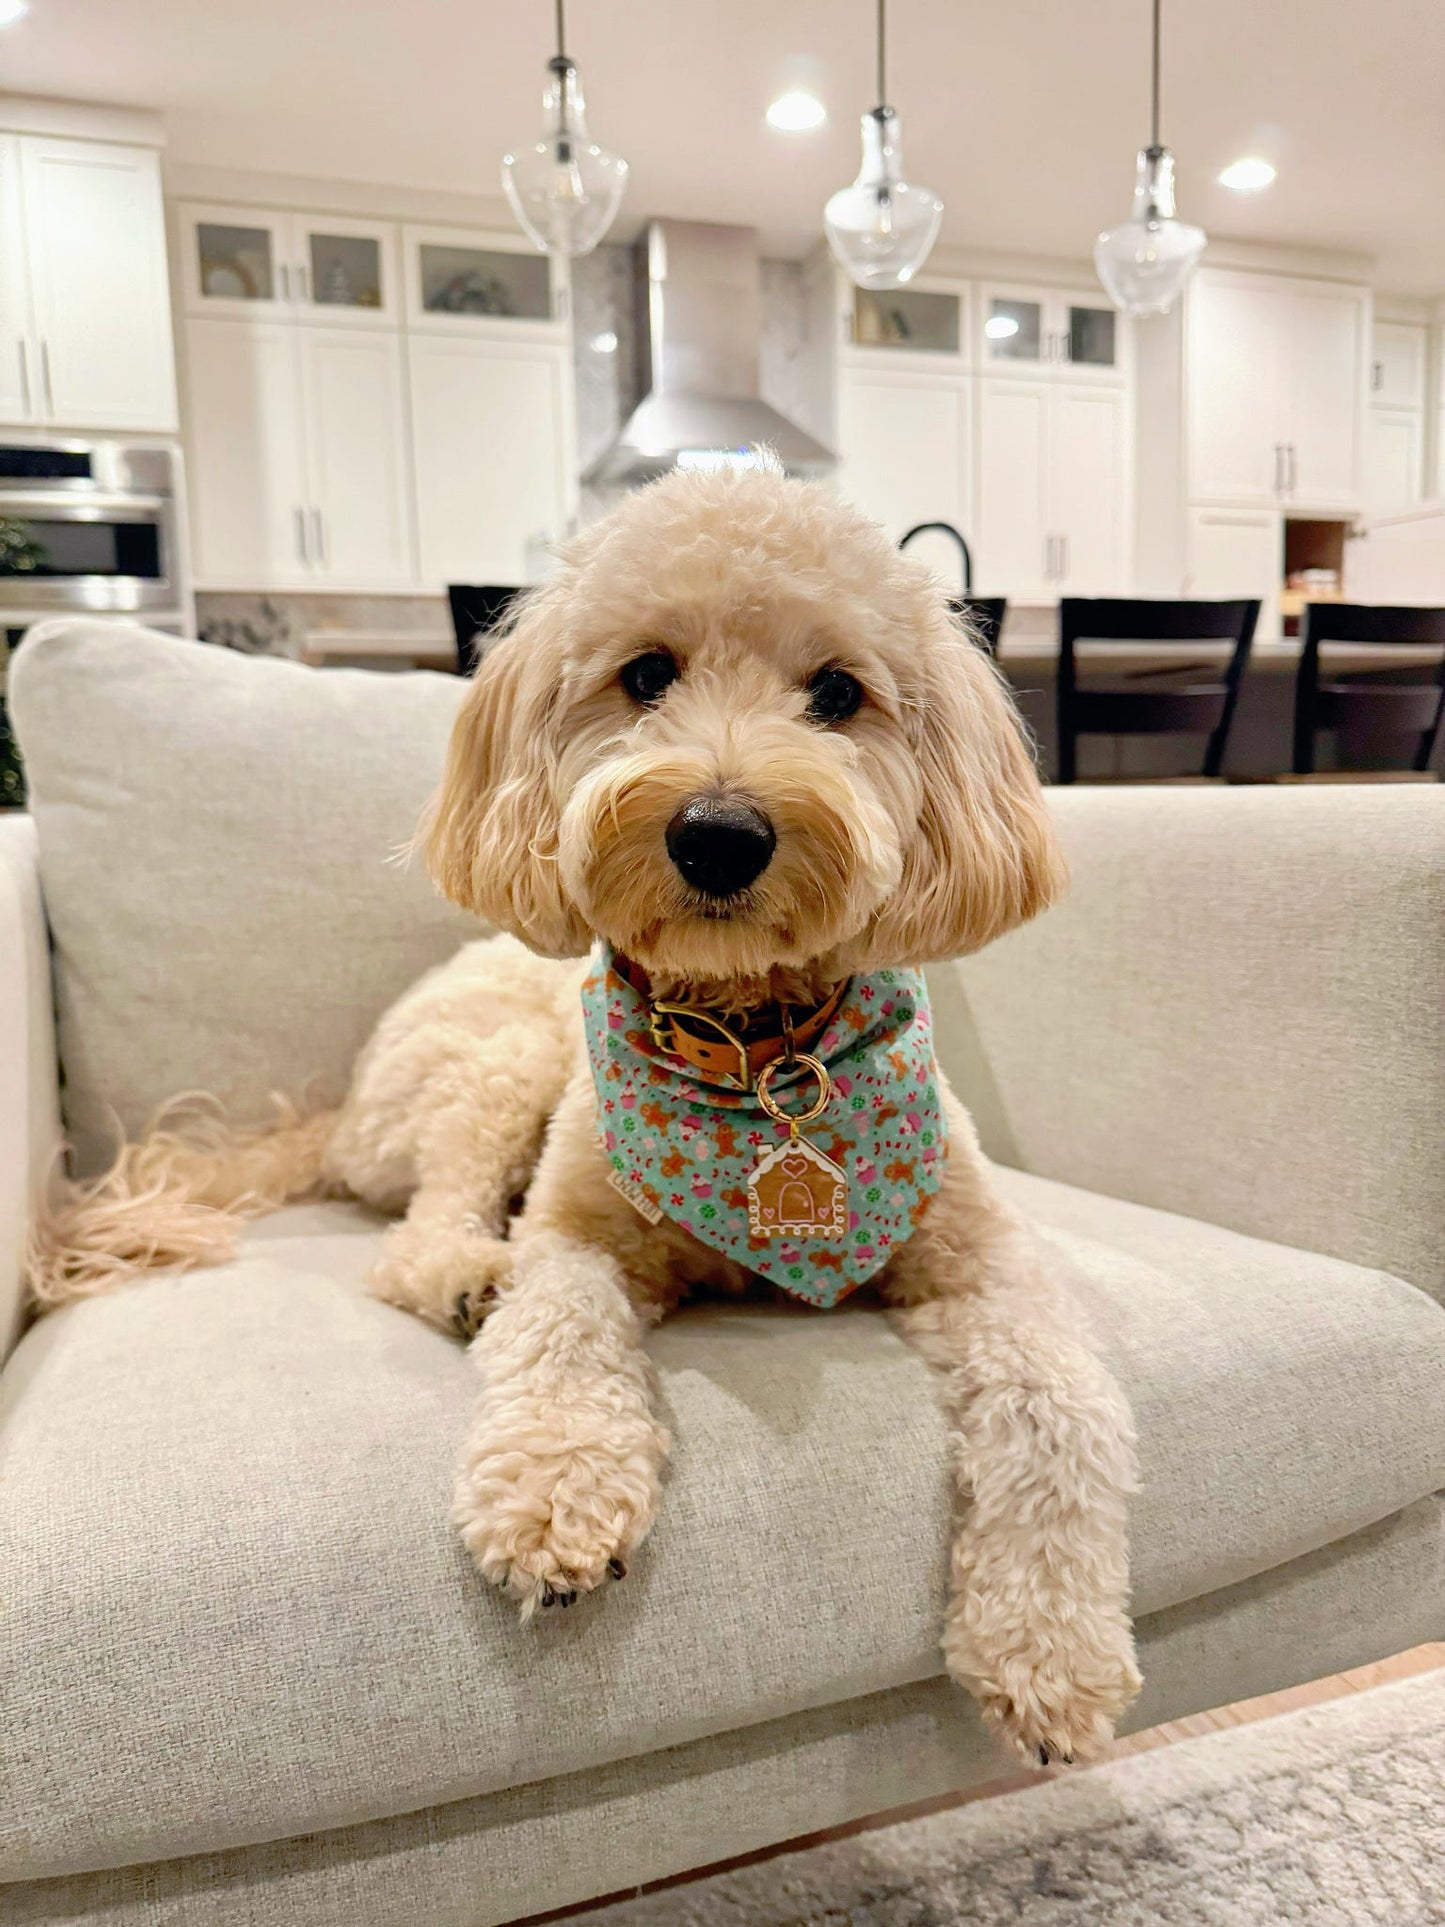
1048, 385, 1129, 591
835, 369, 971, 564
0, 138, 32, 422
976, 378, 1129, 598
0, 136, 177, 432
1370, 322, 1427, 409
1185, 268, 1366, 512
184, 317, 413, 589
179, 204, 401, 327
408, 334, 574, 586
1185, 506, 1281, 641
183, 318, 310, 586
979, 283, 1126, 384
1287, 284, 1367, 508
1365, 407, 1425, 517
977, 379, 1050, 597
299, 329, 412, 583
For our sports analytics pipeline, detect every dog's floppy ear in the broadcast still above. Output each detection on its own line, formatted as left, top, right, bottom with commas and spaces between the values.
422, 593, 592, 957
858, 610, 1065, 966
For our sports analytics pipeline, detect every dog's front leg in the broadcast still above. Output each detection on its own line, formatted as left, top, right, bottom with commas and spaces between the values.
883, 1095, 1141, 1766
453, 1230, 670, 1615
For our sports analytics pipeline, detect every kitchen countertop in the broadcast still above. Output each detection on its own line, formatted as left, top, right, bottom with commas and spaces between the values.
298, 626, 1440, 682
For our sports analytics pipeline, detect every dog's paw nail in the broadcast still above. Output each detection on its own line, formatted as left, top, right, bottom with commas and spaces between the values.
608, 1558, 627, 1581
1038, 1745, 1052, 1767
451, 1293, 474, 1338
1061, 1753, 1075, 1767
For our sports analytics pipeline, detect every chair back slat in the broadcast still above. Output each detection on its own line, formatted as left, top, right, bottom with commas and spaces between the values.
1057, 598, 1260, 782
948, 596, 1007, 657
1294, 603, 1445, 775
447, 584, 522, 674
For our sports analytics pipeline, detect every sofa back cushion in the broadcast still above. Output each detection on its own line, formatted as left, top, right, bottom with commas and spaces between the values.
11, 621, 475, 1172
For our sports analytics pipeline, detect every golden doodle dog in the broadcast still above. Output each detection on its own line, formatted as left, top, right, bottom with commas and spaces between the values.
33, 464, 1140, 1767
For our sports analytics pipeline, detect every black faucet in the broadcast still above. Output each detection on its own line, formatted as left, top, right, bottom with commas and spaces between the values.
899, 521, 973, 598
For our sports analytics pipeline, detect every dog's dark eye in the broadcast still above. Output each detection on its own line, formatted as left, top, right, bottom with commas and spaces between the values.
620, 650, 680, 707
806, 666, 864, 725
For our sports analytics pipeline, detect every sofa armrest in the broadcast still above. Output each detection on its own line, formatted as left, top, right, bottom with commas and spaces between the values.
931, 784, 1445, 1298
0, 814, 60, 1360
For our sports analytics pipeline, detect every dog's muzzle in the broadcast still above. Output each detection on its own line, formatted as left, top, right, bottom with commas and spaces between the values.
666, 794, 776, 899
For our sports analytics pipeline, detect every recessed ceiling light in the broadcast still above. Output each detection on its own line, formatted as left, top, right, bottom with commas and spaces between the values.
589, 330, 618, 354
984, 314, 1020, 340
1217, 157, 1276, 193
766, 90, 827, 133
0, 0, 27, 23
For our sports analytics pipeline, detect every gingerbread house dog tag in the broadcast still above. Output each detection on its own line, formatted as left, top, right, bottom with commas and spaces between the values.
747, 1052, 848, 1241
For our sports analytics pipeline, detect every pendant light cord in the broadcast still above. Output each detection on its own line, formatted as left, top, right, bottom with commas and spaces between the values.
876, 0, 887, 108
555, 0, 567, 60
1150, 0, 1161, 151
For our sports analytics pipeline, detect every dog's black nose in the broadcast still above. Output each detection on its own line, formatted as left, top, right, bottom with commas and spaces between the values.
666, 795, 776, 898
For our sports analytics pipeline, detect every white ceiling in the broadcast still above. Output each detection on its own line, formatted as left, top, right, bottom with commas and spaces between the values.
7, 0, 1445, 290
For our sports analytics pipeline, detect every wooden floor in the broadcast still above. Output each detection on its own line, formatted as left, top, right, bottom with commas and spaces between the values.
523, 1644, 1445, 1925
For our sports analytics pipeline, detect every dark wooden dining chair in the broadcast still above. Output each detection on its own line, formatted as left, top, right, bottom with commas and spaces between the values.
1057, 598, 1260, 784
1293, 603, 1445, 775
447, 584, 522, 674
947, 595, 1007, 656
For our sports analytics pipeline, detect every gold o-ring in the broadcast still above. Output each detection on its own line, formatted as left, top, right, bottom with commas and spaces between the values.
755, 1052, 834, 1127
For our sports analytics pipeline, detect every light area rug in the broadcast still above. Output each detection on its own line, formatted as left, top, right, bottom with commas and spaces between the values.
568, 1668, 1445, 1925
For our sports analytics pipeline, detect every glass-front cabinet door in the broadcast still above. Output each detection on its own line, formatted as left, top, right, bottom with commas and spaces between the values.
179, 207, 399, 326
179, 205, 288, 318
1061, 296, 1120, 376
980, 285, 1126, 379
293, 217, 398, 326
981, 292, 1045, 366
403, 225, 559, 332
852, 286, 962, 356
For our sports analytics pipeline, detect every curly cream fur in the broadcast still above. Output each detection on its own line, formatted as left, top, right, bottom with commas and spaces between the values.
27, 467, 1137, 1767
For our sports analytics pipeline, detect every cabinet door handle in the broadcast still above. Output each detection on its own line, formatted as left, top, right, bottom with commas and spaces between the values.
1059, 533, 1069, 580
294, 506, 310, 565
1371, 359, 1383, 392
311, 506, 326, 565
16, 339, 30, 415
39, 340, 54, 417
278, 263, 290, 302
295, 263, 309, 303
1272, 443, 1284, 492
1287, 444, 1298, 493
1043, 534, 1053, 579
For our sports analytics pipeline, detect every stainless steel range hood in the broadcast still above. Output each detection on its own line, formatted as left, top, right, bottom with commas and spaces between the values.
583, 219, 835, 487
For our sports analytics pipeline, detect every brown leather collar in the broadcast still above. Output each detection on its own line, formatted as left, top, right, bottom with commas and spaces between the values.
613, 954, 849, 1091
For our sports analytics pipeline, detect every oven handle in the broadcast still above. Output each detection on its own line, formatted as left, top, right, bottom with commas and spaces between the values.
17, 339, 30, 416
0, 490, 169, 515
294, 506, 310, 566
39, 340, 54, 417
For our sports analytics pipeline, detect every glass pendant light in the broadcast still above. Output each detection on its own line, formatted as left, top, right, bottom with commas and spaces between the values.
1094, 0, 1205, 316
501, 0, 628, 258
824, 0, 943, 290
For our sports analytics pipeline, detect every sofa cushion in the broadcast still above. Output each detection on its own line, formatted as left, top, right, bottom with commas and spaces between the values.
3, 1184, 1444, 1881
9, 621, 474, 1172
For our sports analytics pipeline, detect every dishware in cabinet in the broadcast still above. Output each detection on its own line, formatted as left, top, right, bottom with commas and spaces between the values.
402, 224, 565, 334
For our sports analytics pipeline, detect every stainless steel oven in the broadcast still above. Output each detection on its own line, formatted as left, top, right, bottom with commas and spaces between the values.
0, 439, 182, 620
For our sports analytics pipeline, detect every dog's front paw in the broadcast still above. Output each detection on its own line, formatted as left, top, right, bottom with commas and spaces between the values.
947, 1605, 1141, 1767
453, 1404, 665, 1617
367, 1214, 513, 1337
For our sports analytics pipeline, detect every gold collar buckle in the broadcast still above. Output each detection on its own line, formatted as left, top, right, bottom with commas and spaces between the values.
648, 999, 753, 1090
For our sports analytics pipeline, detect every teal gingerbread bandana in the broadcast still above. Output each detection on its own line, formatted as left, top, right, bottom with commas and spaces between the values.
580, 948, 947, 1307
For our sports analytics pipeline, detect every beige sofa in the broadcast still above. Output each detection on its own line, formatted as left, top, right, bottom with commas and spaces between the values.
2, 619, 1443, 1927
